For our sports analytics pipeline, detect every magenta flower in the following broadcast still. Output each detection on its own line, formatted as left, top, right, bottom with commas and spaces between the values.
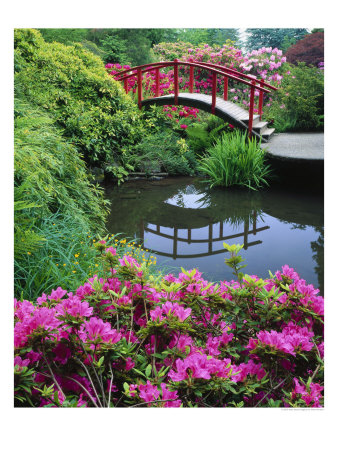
48, 287, 68, 301
105, 246, 117, 256
84, 317, 121, 344
139, 380, 160, 403
14, 356, 30, 369
55, 296, 93, 319
160, 383, 181, 407
291, 378, 323, 407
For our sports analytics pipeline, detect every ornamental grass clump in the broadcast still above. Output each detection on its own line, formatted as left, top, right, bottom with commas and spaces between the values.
14, 241, 324, 408
198, 130, 271, 190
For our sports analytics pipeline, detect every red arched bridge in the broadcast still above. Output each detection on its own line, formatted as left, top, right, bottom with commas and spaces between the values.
113, 59, 278, 141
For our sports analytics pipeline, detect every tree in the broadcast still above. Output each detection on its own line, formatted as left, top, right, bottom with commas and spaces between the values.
285, 32, 324, 67
245, 28, 309, 51
99, 34, 129, 64
174, 28, 241, 46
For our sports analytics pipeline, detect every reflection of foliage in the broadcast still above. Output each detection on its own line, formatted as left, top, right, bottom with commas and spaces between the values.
289, 224, 307, 231
311, 226, 324, 294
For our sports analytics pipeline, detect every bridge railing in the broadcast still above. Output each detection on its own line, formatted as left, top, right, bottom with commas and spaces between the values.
113, 60, 278, 138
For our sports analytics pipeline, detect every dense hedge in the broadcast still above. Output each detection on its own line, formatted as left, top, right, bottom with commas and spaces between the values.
14, 29, 145, 167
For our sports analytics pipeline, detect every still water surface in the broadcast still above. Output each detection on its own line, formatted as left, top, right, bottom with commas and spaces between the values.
105, 177, 323, 293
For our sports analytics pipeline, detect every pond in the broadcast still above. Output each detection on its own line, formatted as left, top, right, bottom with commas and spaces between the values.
105, 177, 324, 294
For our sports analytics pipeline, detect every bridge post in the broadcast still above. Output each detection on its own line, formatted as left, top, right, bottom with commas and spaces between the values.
223, 76, 228, 100
155, 68, 160, 97
258, 81, 264, 120
248, 80, 256, 138
189, 66, 194, 93
124, 78, 129, 94
243, 219, 249, 250
173, 228, 178, 259
137, 68, 143, 109
211, 72, 217, 114
174, 59, 179, 105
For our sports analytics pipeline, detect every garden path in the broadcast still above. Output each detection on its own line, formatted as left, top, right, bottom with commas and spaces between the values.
261, 132, 324, 160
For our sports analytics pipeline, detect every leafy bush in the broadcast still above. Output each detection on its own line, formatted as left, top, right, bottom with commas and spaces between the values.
14, 98, 111, 299
14, 29, 145, 167
14, 98, 108, 231
198, 130, 271, 190
266, 63, 324, 132
14, 242, 324, 408
125, 130, 197, 176
186, 115, 233, 154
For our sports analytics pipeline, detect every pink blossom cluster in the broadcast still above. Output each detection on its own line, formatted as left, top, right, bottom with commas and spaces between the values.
150, 301, 192, 322
290, 377, 324, 407
246, 323, 314, 356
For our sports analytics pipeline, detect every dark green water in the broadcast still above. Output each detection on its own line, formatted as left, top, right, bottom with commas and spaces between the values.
105, 177, 324, 293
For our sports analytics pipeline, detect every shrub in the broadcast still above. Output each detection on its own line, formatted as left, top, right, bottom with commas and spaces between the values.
124, 130, 197, 176
185, 115, 233, 154
14, 29, 145, 167
14, 98, 108, 231
266, 63, 324, 132
14, 98, 111, 299
14, 242, 324, 408
198, 130, 271, 190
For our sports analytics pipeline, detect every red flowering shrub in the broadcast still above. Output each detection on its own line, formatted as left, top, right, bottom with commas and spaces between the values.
14, 242, 324, 407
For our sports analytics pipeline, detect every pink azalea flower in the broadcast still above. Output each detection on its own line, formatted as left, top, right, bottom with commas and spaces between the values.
84, 317, 121, 344
139, 380, 160, 403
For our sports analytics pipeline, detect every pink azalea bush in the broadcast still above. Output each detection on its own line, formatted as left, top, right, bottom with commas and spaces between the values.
14, 243, 324, 408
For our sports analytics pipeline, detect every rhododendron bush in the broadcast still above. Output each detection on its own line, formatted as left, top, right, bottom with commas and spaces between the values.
14, 242, 324, 408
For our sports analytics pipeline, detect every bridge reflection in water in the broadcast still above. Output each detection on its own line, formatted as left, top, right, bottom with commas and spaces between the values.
105, 177, 323, 291
139, 212, 269, 260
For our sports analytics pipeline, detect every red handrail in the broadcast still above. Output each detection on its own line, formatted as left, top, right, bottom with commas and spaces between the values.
112, 60, 278, 138
115, 61, 271, 93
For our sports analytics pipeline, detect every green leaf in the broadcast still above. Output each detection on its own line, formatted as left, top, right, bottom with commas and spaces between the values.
97, 356, 104, 367
145, 364, 152, 378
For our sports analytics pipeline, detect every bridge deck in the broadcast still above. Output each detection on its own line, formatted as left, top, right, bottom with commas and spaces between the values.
142, 93, 275, 142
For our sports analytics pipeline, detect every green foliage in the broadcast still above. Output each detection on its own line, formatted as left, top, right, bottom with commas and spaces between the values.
174, 28, 241, 46
14, 185, 46, 260
14, 212, 97, 300
99, 34, 129, 64
14, 28, 145, 167
37, 28, 90, 45
101, 29, 156, 66
223, 243, 247, 282
14, 98, 108, 231
125, 130, 197, 176
14, 97, 111, 294
198, 130, 271, 190
185, 115, 230, 154
266, 63, 324, 132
